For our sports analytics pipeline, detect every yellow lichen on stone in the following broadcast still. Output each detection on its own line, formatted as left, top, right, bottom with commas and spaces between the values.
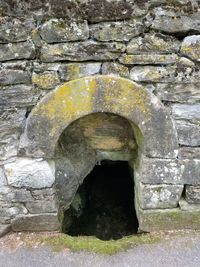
32, 72, 60, 89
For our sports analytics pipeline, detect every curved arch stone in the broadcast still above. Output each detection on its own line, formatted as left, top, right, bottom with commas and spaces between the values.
19, 75, 178, 158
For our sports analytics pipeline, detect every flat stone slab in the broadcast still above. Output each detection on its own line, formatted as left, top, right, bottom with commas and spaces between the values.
11, 214, 59, 232
0, 224, 10, 238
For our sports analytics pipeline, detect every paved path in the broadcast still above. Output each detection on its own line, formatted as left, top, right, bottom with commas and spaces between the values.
0, 233, 200, 267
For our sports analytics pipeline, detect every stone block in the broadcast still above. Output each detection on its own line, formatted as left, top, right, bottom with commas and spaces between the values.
172, 104, 200, 124
135, 157, 200, 185
0, 203, 28, 218
180, 35, 200, 62
101, 62, 129, 78
6, 189, 33, 203
58, 63, 101, 81
90, 19, 144, 42
179, 198, 200, 211
127, 33, 180, 54
150, 8, 200, 34
40, 19, 89, 43
32, 71, 60, 89
25, 200, 57, 214
0, 133, 20, 162
5, 158, 55, 189
31, 188, 55, 200
0, 17, 34, 43
153, 83, 200, 103
0, 85, 40, 108
137, 207, 200, 232
0, 41, 35, 62
0, 168, 7, 186
11, 214, 59, 231
179, 147, 200, 159
175, 120, 200, 147
40, 41, 125, 62
185, 186, 200, 204
137, 183, 183, 209
0, 69, 31, 85
130, 66, 200, 83
119, 54, 178, 65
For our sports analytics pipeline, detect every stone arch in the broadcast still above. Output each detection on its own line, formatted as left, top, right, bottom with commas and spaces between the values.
19, 75, 178, 159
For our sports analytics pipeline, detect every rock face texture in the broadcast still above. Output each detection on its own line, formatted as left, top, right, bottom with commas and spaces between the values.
0, 0, 200, 236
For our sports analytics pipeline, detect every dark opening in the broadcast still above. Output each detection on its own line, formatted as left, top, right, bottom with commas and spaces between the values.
64, 160, 139, 240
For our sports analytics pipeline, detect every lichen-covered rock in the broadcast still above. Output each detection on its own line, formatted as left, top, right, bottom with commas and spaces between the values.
0, 85, 40, 108
58, 63, 101, 81
150, 8, 200, 34
32, 71, 60, 89
180, 35, 200, 62
101, 62, 129, 78
138, 183, 183, 209
4, 158, 55, 188
90, 19, 144, 42
119, 54, 178, 65
0, 41, 35, 62
130, 66, 200, 83
185, 186, 200, 204
40, 19, 89, 43
11, 213, 59, 231
0, 17, 34, 43
175, 120, 200, 147
153, 83, 200, 103
127, 33, 180, 54
40, 41, 125, 62
0, 168, 7, 186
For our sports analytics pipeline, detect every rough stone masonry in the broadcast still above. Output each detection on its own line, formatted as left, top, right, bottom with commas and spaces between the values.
0, 0, 200, 237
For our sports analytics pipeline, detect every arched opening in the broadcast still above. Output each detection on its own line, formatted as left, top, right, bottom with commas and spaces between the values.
54, 112, 139, 240
64, 160, 138, 240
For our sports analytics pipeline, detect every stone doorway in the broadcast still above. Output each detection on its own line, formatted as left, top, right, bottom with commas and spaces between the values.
64, 160, 138, 240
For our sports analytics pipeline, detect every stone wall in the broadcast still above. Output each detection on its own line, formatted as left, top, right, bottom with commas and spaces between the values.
0, 0, 200, 236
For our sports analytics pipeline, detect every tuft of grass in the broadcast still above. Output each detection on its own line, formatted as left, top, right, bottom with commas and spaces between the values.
40, 233, 160, 255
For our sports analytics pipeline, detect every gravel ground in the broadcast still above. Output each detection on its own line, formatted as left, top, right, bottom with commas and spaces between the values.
0, 232, 200, 267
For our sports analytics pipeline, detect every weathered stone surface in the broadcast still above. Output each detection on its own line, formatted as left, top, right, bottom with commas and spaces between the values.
130, 66, 200, 83
138, 183, 183, 209
40, 41, 125, 62
127, 33, 180, 54
101, 62, 129, 78
90, 19, 144, 42
150, 8, 200, 34
0, 168, 7, 186
6, 189, 33, 203
0, 69, 31, 85
119, 54, 178, 65
185, 186, 200, 204
175, 120, 200, 147
154, 83, 200, 103
25, 200, 57, 214
40, 19, 89, 43
5, 158, 55, 188
135, 157, 200, 185
172, 104, 200, 124
0, 224, 10, 237
58, 63, 101, 81
0, 41, 35, 62
0, 109, 26, 161
179, 198, 200, 211
0, 17, 34, 43
0, 85, 40, 108
19, 76, 178, 159
32, 71, 60, 89
180, 35, 200, 62
11, 213, 59, 231
0, 203, 28, 218
31, 188, 55, 200
137, 207, 200, 232
177, 57, 195, 67
179, 147, 200, 159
